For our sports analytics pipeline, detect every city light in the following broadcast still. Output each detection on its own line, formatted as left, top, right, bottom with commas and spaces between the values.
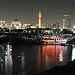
73, 25, 75, 28
63, 15, 69, 17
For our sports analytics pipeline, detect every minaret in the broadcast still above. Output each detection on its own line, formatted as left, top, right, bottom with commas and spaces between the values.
38, 11, 42, 28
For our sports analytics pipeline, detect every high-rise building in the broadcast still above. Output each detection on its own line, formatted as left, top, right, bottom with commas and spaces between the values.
62, 19, 66, 29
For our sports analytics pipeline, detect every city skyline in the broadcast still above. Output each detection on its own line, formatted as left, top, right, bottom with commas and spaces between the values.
0, 0, 74, 27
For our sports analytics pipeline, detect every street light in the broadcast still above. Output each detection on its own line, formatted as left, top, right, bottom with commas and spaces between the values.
63, 14, 69, 18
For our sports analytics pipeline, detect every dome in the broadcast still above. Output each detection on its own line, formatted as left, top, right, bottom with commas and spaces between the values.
12, 19, 21, 25
13, 19, 19, 22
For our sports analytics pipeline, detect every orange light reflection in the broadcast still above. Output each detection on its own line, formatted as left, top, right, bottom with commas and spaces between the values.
42, 45, 67, 68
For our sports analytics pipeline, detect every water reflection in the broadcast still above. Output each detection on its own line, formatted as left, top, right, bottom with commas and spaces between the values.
0, 43, 12, 75
5, 44, 12, 75
41, 45, 68, 69
59, 50, 63, 62
72, 46, 75, 61
0, 43, 74, 75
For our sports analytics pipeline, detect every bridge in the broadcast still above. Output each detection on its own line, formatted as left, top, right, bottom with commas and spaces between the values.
66, 37, 75, 45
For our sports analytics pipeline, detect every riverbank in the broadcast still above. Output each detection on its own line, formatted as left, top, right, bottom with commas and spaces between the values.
36, 60, 75, 75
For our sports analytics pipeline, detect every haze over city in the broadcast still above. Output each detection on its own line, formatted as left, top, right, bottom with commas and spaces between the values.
1, 1, 75, 75
0, 0, 74, 27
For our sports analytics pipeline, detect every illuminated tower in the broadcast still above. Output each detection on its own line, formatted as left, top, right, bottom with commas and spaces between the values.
38, 11, 42, 28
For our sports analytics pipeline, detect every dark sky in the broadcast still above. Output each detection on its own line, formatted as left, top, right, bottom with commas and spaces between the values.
0, 0, 74, 27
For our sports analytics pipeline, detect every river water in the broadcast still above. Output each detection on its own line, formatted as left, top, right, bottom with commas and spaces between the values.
0, 43, 75, 75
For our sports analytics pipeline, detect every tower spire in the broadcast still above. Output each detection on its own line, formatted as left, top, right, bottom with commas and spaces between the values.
38, 11, 42, 28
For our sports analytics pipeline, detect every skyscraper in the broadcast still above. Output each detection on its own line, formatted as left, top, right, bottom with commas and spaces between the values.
62, 19, 65, 29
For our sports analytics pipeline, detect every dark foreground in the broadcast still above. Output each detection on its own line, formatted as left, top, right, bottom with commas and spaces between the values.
36, 60, 75, 75
0, 58, 75, 75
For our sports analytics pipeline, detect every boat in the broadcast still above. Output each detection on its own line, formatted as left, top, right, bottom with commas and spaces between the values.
42, 35, 68, 45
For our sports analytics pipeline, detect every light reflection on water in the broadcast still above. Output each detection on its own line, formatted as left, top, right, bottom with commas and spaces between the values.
72, 46, 75, 61
0, 43, 74, 75
41, 45, 68, 69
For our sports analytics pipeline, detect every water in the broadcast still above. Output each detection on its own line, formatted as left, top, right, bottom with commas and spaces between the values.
0, 42, 74, 75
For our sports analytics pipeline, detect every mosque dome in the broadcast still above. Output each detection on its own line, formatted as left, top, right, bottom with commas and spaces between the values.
12, 19, 21, 25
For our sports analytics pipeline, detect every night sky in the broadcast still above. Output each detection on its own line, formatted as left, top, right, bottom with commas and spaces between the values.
0, 0, 74, 27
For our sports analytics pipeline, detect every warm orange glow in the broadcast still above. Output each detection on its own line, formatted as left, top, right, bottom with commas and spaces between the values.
41, 45, 68, 67
42, 38, 61, 43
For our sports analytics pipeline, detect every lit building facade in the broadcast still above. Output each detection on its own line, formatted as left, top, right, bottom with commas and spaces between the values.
0, 20, 5, 28
0, 20, 5, 25
0, 19, 32, 29
62, 19, 66, 29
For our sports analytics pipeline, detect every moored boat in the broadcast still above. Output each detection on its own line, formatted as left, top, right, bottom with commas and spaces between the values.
42, 35, 68, 45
